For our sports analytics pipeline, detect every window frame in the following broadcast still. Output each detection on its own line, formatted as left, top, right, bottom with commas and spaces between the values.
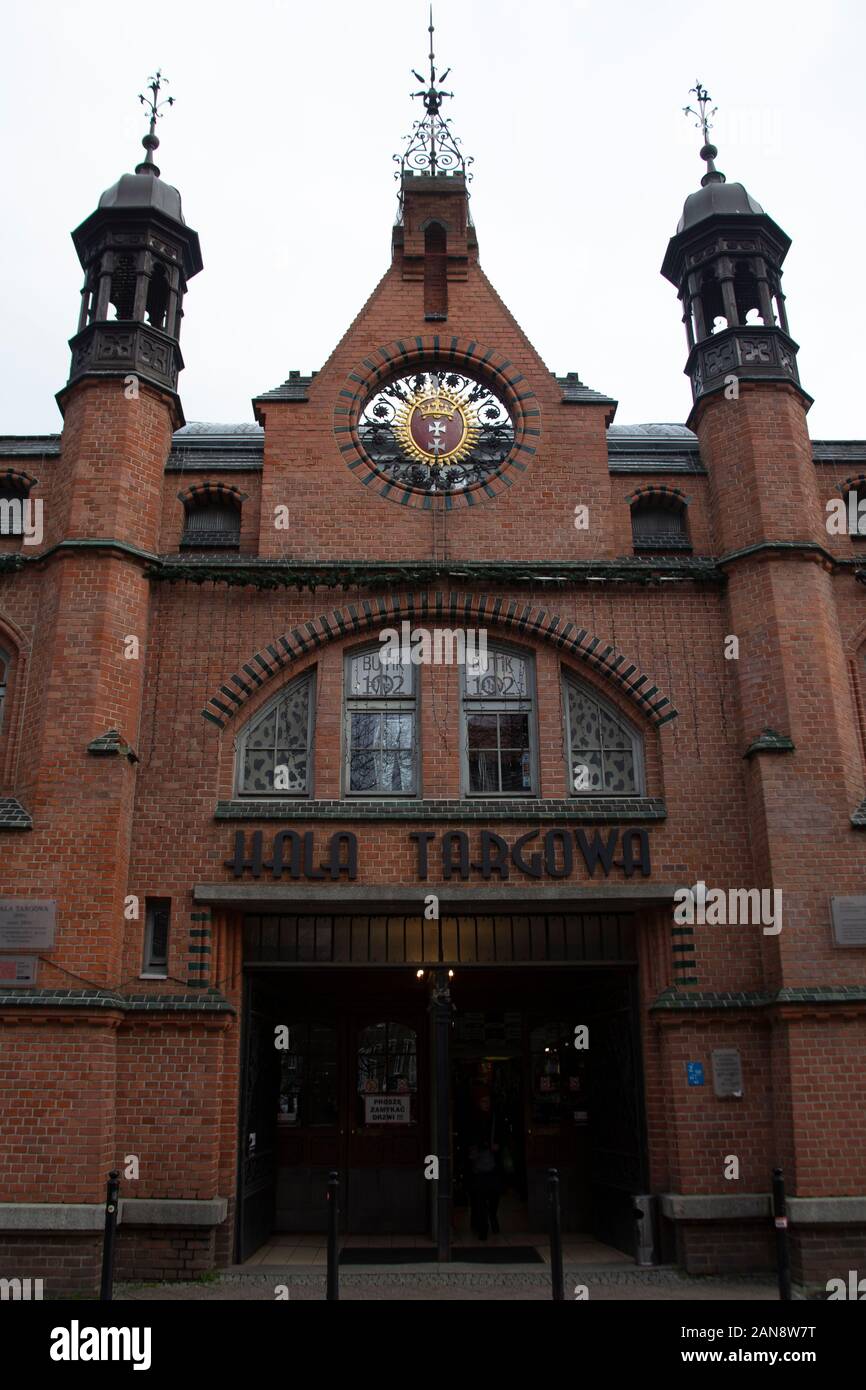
180, 497, 242, 549
234, 669, 317, 798
630, 496, 691, 553
0, 647, 8, 735
562, 670, 645, 797
142, 897, 171, 978
459, 642, 539, 798
342, 643, 419, 798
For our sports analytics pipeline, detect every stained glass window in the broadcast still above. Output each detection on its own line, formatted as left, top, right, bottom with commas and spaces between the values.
462, 646, 536, 795
565, 677, 642, 795
345, 647, 416, 795
236, 672, 314, 796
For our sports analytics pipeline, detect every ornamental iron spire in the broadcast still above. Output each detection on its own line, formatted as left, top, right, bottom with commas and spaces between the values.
683, 80, 725, 187
395, 7, 473, 195
136, 69, 174, 177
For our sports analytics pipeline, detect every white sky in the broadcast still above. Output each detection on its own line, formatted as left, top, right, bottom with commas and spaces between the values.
2, 0, 863, 438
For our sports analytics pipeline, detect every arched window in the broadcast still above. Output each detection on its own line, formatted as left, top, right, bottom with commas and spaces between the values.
181, 494, 241, 549
461, 644, 537, 795
344, 645, 417, 795
109, 254, 136, 320
563, 674, 644, 795
630, 495, 690, 552
0, 648, 9, 734
235, 671, 315, 796
356, 1021, 418, 1128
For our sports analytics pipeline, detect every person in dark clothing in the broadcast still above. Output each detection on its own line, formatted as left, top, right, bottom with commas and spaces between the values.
467, 1094, 501, 1240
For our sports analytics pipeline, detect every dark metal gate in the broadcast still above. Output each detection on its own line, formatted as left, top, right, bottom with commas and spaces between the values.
236, 979, 280, 1262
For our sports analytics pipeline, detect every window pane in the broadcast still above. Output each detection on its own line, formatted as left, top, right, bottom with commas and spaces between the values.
497, 712, 530, 748
273, 752, 307, 792
278, 1024, 338, 1128
243, 748, 277, 792
467, 713, 498, 748
603, 749, 636, 793
500, 749, 532, 792
349, 649, 413, 697
568, 687, 600, 749
276, 684, 310, 749
599, 706, 631, 751
351, 711, 381, 749
382, 713, 413, 748
465, 649, 528, 698
572, 749, 603, 792
247, 709, 278, 750
350, 749, 414, 793
468, 750, 500, 793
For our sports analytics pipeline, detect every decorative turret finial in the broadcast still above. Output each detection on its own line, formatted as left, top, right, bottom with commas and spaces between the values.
684, 81, 725, 187
395, 7, 473, 194
136, 70, 174, 177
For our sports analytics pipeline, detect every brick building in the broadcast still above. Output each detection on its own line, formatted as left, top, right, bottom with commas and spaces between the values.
1, 66, 865, 1296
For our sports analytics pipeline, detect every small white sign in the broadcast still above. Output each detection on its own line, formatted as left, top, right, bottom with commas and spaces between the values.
711, 1048, 744, 1098
364, 1095, 410, 1125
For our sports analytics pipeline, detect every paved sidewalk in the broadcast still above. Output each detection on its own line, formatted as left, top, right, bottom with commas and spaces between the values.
116, 1266, 783, 1301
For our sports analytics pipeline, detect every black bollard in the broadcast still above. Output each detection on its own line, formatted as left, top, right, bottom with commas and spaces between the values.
547, 1167, 564, 1302
772, 1167, 792, 1301
99, 1170, 120, 1301
326, 1170, 339, 1301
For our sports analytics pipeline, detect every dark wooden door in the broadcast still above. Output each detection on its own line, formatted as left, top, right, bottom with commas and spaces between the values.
274, 1019, 349, 1231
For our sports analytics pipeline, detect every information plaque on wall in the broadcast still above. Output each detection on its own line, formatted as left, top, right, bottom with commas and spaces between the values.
712, 1048, 744, 1098
0, 900, 56, 950
830, 897, 866, 947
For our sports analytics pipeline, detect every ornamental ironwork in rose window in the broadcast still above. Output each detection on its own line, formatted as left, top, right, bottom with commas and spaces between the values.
357, 369, 515, 494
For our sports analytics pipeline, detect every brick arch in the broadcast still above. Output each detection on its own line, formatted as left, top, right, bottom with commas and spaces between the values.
0, 468, 38, 493
177, 482, 248, 508
625, 484, 691, 508
201, 591, 678, 729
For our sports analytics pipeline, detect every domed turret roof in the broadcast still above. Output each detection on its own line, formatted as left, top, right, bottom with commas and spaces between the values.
97, 166, 185, 223
677, 174, 763, 234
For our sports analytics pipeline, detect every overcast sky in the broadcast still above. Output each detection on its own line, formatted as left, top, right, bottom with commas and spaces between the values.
2, 0, 863, 438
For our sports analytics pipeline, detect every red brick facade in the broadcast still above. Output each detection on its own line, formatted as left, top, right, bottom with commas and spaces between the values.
1, 148, 864, 1298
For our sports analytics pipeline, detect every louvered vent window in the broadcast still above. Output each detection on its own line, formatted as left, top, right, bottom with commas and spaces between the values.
181, 501, 241, 549
631, 500, 690, 552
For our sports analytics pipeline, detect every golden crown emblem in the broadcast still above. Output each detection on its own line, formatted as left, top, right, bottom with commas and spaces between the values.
418, 395, 456, 420
390, 380, 481, 468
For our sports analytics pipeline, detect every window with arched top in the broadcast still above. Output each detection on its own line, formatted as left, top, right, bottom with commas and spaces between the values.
630, 495, 690, 552
563, 673, 644, 795
0, 648, 9, 734
235, 671, 315, 796
181, 495, 241, 548
344, 645, 417, 795
356, 1021, 418, 1128
460, 644, 537, 795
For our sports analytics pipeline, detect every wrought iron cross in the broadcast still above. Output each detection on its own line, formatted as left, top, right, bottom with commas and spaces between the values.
683, 81, 717, 145
138, 70, 174, 138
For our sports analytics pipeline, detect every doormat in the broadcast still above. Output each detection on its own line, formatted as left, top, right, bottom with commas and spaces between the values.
340, 1248, 437, 1264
